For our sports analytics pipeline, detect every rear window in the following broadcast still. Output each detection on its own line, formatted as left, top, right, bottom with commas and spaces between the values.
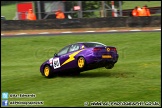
83, 42, 106, 48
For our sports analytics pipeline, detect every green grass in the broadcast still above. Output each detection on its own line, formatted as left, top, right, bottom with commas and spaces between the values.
1, 1, 161, 20
121, 1, 161, 9
1, 3, 17, 20
1, 2, 34, 20
1, 32, 161, 107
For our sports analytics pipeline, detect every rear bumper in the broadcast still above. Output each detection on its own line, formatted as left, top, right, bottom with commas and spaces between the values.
94, 57, 118, 65
87, 54, 118, 64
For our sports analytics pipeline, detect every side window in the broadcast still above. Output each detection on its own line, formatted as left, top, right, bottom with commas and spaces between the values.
69, 44, 80, 52
57, 46, 69, 56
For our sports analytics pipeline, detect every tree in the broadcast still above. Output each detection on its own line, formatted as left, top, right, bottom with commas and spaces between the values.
1, 1, 17, 5
82, 1, 100, 18
64, 1, 124, 18
1, 1, 32, 6
65, 1, 100, 18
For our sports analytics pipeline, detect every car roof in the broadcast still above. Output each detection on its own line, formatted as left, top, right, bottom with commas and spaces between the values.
76, 42, 106, 45
76, 42, 103, 44
64, 42, 106, 47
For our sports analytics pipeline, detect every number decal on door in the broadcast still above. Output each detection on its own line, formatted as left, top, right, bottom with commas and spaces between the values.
53, 58, 60, 69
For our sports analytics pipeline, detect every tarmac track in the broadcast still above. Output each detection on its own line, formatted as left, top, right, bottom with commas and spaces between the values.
1, 29, 161, 38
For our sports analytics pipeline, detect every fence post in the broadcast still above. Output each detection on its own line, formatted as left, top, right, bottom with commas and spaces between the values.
111, 1, 115, 17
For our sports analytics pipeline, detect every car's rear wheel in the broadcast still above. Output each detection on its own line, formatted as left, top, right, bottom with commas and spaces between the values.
105, 63, 114, 69
43, 65, 53, 78
77, 57, 86, 69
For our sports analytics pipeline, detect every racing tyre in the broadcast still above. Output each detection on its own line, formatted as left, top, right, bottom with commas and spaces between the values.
105, 63, 114, 69
77, 57, 86, 69
43, 65, 53, 78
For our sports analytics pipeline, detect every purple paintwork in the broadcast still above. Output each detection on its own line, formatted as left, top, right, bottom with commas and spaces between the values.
40, 42, 118, 77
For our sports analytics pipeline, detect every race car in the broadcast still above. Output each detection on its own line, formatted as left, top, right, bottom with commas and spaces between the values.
40, 42, 119, 78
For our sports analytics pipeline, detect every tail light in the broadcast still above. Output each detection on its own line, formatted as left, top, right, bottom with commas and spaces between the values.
110, 47, 117, 52
93, 47, 102, 52
107, 47, 117, 52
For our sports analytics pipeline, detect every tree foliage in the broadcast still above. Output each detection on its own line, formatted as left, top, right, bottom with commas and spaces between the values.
65, 1, 124, 18
1, 1, 17, 5
1, 1, 32, 5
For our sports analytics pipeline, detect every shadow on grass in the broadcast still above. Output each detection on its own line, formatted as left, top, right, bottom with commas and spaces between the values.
54, 71, 135, 78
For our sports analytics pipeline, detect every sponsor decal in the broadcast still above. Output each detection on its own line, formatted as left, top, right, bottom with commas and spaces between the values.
61, 50, 83, 66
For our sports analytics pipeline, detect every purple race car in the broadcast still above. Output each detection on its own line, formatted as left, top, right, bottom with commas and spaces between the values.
40, 42, 118, 78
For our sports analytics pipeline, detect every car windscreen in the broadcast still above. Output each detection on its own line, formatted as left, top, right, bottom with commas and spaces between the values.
83, 43, 106, 48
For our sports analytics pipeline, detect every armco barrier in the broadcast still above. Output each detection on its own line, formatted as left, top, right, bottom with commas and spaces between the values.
1, 16, 161, 31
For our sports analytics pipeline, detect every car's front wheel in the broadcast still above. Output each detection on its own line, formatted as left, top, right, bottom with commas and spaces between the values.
43, 65, 53, 78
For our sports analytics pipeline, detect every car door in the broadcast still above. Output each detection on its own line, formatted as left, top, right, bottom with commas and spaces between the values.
60, 44, 81, 69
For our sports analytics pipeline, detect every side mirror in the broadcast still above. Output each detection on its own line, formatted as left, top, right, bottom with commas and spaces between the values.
54, 53, 58, 57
